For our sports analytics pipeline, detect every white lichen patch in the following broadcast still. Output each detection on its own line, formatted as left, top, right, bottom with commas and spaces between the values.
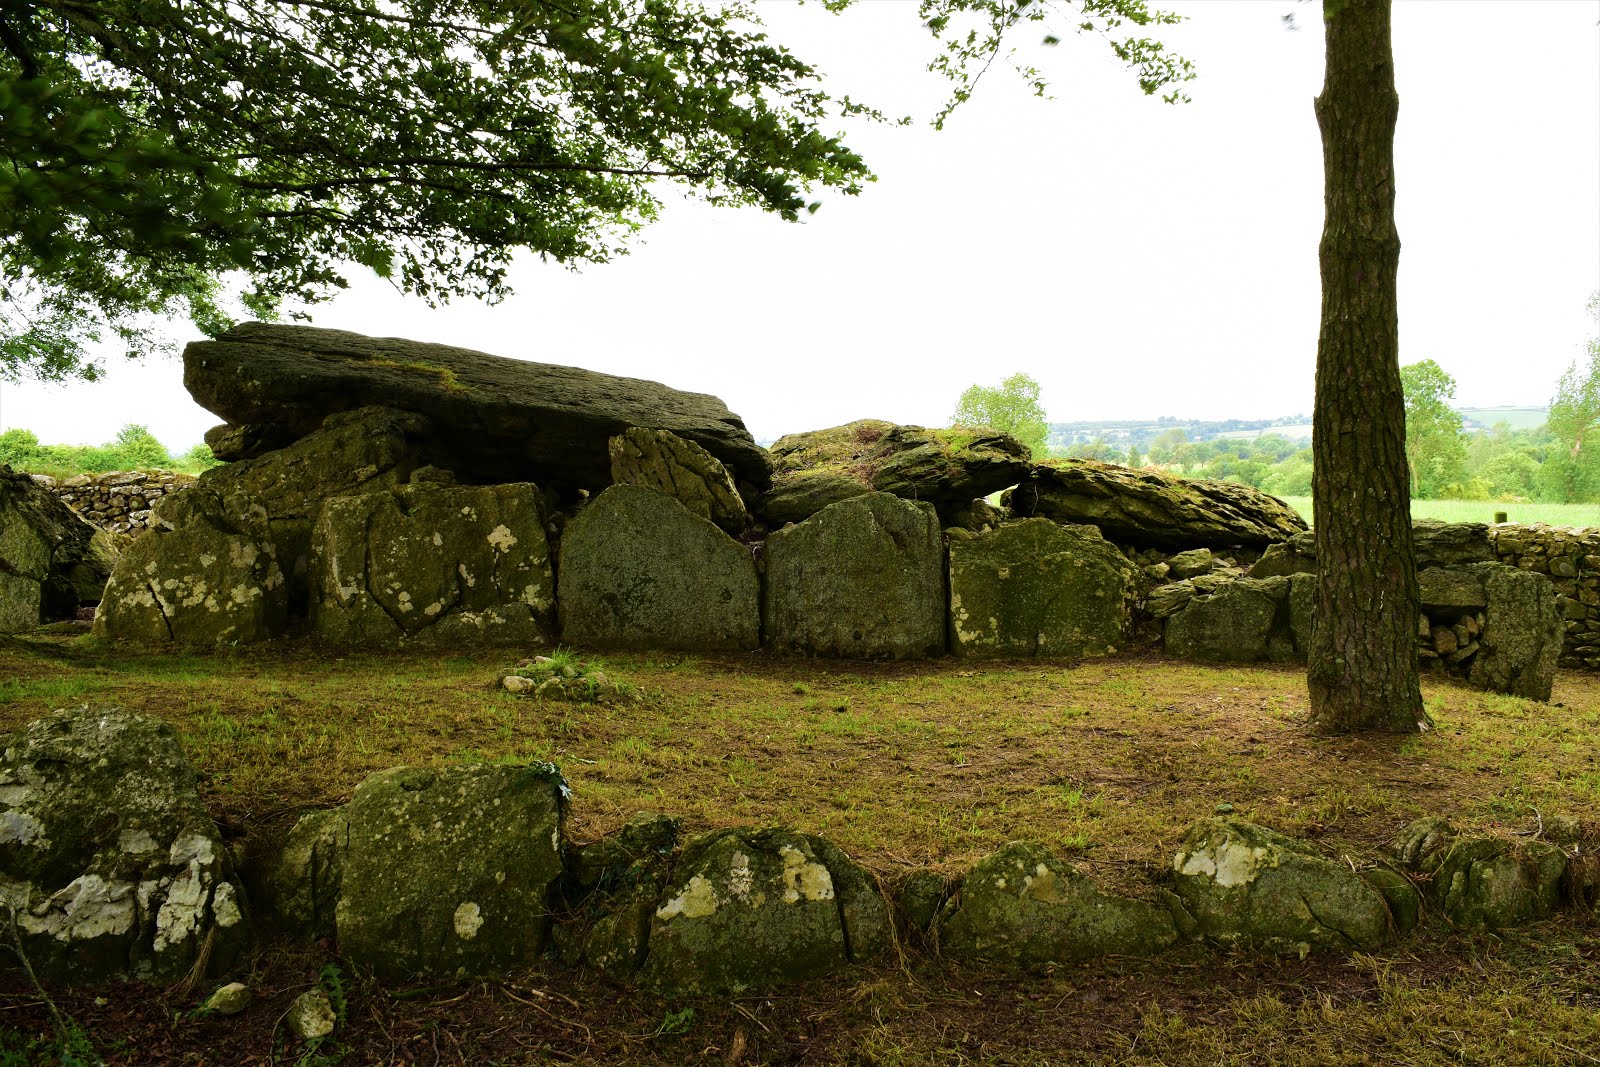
487, 525, 518, 552
198, 553, 217, 567
657, 875, 720, 920
778, 845, 835, 904
211, 882, 243, 928
458, 564, 476, 588
21, 874, 137, 943
1176, 838, 1273, 888
228, 541, 259, 569
118, 828, 158, 854
432, 532, 444, 546
424, 602, 443, 616
453, 901, 484, 939
0, 810, 46, 846
727, 851, 755, 902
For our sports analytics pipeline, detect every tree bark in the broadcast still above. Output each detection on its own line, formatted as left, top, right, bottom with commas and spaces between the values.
1307, 0, 1428, 733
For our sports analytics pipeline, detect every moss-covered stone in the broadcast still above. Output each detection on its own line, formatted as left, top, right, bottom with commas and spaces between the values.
1418, 568, 1488, 612
0, 464, 112, 631
557, 484, 759, 651
308, 481, 554, 646
939, 842, 1177, 967
947, 519, 1135, 658
1008, 461, 1307, 550
569, 812, 682, 895
1164, 577, 1293, 663
1171, 817, 1392, 955
0, 706, 251, 983
1465, 563, 1561, 701
1166, 549, 1215, 580
639, 827, 890, 995
764, 492, 945, 659
92, 488, 287, 644
332, 764, 566, 979
608, 427, 748, 533
896, 870, 949, 935
1394, 818, 1566, 930
1361, 867, 1421, 935
262, 807, 345, 939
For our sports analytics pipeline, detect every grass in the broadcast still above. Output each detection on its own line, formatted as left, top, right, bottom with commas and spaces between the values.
0, 634, 1596, 1064
1280, 495, 1600, 527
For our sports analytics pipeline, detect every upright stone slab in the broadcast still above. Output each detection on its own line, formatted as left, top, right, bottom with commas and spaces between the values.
1395, 818, 1566, 930
0, 706, 250, 983
0, 464, 113, 630
763, 492, 945, 659
309, 481, 554, 645
1466, 563, 1561, 701
1164, 576, 1295, 663
947, 519, 1135, 658
92, 488, 288, 644
608, 427, 748, 533
558, 484, 759, 651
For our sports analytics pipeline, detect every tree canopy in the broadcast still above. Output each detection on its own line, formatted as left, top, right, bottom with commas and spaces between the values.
1541, 292, 1600, 501
1399, 358, 1466, 498
952, 371, 1051, 457
0, 0, 1192, 381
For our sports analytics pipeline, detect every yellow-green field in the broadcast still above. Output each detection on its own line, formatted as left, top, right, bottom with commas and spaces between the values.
1281, 496, 1600, 527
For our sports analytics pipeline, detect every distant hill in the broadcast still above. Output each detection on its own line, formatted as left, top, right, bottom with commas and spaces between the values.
1458, 406, 1548, 431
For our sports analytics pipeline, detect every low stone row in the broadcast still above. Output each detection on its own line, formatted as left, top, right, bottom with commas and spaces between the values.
6, 706, 1594, 997
43, 469, 194, 534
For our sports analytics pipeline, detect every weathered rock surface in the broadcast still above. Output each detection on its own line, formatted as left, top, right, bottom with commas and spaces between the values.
309, 481, 554, 645
1418, 568, 1487, 612
939, 842, 1177, 966
764, 492, 945, 659
1394, 818, 1566, 930
0, 706, 250, 983
1171, 818, 1393, 955
1465, 563, 1562, 701
608, 427, 747, 533
558, 484, 759, 651
638, 827, 890, 995
1164, 577, 1298, 663
92, 488, 288, 644
761, 420, 1031, 526
266, 763, 566, 979
185, 323, 771, 492
947, 519, 1135, 658
1, 464, 115, 630
1008, 461, 1308, 550
1412, 521, 1495, 567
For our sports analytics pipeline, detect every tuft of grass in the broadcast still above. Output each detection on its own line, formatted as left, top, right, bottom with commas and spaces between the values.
364, 357, 467, 394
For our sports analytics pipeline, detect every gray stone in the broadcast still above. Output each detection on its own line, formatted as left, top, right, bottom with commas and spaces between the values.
308, 481, 555, 645
1145, 580, 1196, 620
202, 982, 253, 1016
1166, 548, 1215, 580
1418, 568, 1488, 612
0, 464, 114, 630
1164, 577, 1292, 663
262, 807, 345, 939
608, 427, 747, 533
939, 842, 1177, 967
1394, 818, 1565, 930
1465, 563, 1562, 700
763, 492, 945, 659
185, 323, 771, 493
947, 519, 1134, 658
557, 484, 759, 651
1171, 817, 1392, 955
1411, 521, 1495, 567
1287, 572, 1316, 656
286, 988, 337, 1042
1248, 540, 1316, 579
0, 706, 250, 983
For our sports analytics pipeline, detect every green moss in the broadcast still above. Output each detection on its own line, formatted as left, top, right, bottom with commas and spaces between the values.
365, 357, 467, 393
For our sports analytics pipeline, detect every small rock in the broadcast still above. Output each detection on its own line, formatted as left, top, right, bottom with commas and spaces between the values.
202, 982, 253, 1016
287, 988, 337, 1041
502, 674, 535, 693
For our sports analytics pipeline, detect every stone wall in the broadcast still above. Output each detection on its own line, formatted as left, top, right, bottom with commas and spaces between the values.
34, 470, 195, 534
1491, 523, 1600, 670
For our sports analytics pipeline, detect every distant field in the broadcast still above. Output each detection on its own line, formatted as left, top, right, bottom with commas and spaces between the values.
1458, 406, 1548, 431
1279, 496, 1600, 528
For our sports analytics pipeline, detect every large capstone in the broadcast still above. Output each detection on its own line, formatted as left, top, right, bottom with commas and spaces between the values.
637, 827, 890, 995
1394, 818, 1566, 930
763, 492, 945, 659
1008, 461, 1307, 550
0, 706, 250, 983
1, 464, 116, 630
761, 420, 1031, 526
947, 519, 1135, 658
1163, 576, 1300, 663
309, 481, 555, 645
939, 842, 1177, 966
608, 427, 748, 534
1465, 562, 1562, 701
266, 763, 566, 979
557, 484, 759, 651
92, 488, 288, 644
185, 323, 771, 493
1171, 817, 1394, 955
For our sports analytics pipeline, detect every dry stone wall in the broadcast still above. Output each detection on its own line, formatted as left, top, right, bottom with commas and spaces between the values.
1490, 523, 1600, 670
39, 470, 195, 534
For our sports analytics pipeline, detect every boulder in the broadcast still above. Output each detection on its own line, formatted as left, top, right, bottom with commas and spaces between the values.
0, 706, 250, 983
1417, 568, 1488, 612
1164, 576, 1295, 663
1007, 461, 1308, 550
947, 519, 1135, 658
1412, 521, 1494, 567
309, 481, 555, 645
184, 323, 771, 492
1166, 548, 1215, 580
0, 464, 116, 630
944, 497, 1009, 533
1465, 563, 1562, 701
569, 812, 682, 895
1394, 818, 1565, 930
608, 427, 747, 533
939, 842, 1177, 966
1171, 817, 1393, 955
763, 492, 945, 659
638, 827, 890, 995
1248, 537, 1315, 579
266, 763, 567, 979
557, 484, 759, 651
92, 488, 288, 644
761, 420, 1031, 526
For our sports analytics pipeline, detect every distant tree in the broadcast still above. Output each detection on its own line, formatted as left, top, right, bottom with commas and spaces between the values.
1400, 359, 1467, 498
952, 372, 1050, 458
1476, 451, 1540, 499
0, 427, 41, 467
1062, 438, 1120, 462
110, 424, 171, 469
1126, 442, 1143, 468
1147, 428, 1188, 465
1543, 292, 1600, 501
179, 443, 223, 471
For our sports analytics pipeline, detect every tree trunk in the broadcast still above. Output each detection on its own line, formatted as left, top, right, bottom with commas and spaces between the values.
1307, 0, 1428, 733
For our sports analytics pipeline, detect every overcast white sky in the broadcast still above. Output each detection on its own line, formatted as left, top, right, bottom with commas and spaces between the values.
3, 0, 1597, 450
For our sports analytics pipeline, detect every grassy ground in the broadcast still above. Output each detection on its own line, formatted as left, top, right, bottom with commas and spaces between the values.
1, 633, 1597, 1064
1281, 495, 1600, 527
